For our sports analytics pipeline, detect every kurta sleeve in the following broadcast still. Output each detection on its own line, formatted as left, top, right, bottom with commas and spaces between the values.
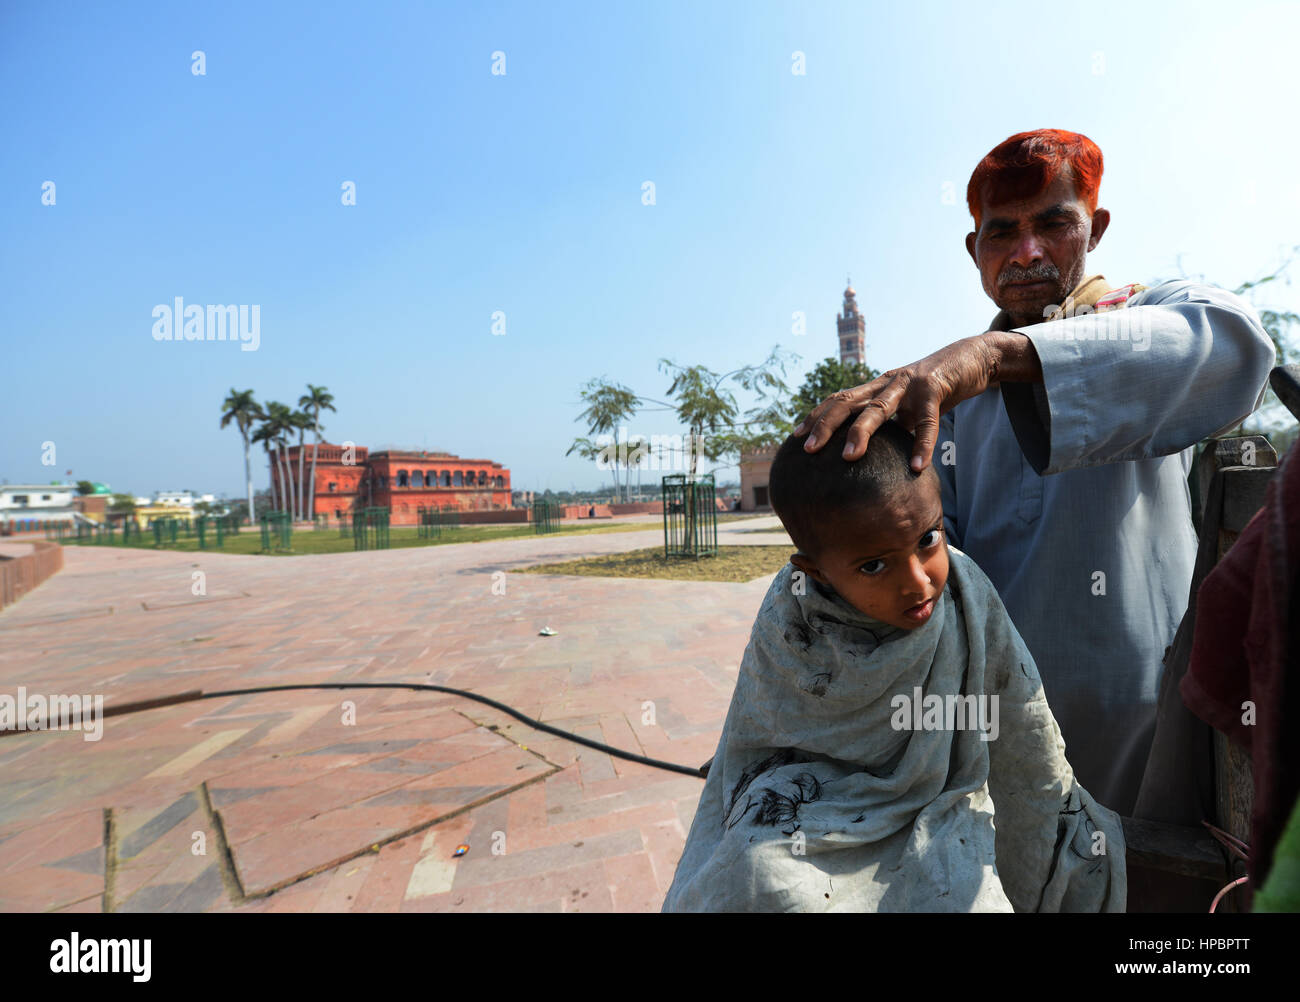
999, 280, 1274, 475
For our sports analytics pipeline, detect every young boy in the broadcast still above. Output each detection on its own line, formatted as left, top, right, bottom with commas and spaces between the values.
661, 420, 1125, 912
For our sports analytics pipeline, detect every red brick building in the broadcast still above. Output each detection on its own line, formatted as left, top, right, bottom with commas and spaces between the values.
273, 444, 512, 523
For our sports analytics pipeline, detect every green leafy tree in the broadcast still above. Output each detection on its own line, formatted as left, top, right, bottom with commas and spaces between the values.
655, 346, 796, 475
1231, 252, 1300, 453
566, 379, 640, 502
790, 357, 882, 430
108, 493, 136, 514
75, 480, 95, 496
568, 349, 797, 496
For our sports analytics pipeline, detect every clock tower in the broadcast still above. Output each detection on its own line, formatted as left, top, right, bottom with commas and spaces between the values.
837, 280, 865, 366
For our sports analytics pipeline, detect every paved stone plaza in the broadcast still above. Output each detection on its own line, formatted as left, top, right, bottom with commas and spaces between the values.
0, 518, 790, 912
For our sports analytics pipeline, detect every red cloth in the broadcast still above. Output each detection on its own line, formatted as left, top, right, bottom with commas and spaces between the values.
1181, 444, 1300, 884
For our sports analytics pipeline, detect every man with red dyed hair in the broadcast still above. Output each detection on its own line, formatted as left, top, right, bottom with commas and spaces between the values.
796, 129, 1273, 816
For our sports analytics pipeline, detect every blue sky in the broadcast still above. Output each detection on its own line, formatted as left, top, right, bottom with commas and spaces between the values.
3, 0, 1299, 497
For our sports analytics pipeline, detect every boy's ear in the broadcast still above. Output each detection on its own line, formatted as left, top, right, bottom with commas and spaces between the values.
789, 552, 827, 585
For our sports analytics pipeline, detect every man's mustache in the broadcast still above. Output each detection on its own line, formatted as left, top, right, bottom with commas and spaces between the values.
998, 263, 1060, 288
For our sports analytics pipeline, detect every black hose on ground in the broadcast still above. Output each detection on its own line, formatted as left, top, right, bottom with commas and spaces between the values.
69, 680, 710, 778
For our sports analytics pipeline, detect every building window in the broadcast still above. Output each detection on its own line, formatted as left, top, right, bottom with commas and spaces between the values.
442, 472, 451, 486
454, 471, 463, 486
328, 482, 337, 492
13, 495, 29, 504
397, 470, 409, 487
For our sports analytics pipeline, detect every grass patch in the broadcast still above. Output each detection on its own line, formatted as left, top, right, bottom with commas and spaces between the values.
515, 544, 793, 583
54, 520, 658, 556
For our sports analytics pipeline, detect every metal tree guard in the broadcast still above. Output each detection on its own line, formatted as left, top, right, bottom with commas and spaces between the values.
260, 511, 292, 552
662, 474, 717, 559
417, 506, 441, 540
196, 515, 225, 549
353, 507, 390, 550
532, 499, 560, 534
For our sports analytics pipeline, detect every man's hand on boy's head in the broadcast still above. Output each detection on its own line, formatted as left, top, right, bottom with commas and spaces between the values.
794, 332, 1039, 470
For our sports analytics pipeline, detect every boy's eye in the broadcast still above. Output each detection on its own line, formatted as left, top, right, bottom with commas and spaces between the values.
920, 528, 942, 549
859, 559, 886, 576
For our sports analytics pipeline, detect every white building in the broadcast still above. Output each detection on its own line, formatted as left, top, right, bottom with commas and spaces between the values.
151, 490, 217, 509
0, 484, 82, 527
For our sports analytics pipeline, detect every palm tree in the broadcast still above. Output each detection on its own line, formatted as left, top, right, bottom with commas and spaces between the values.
220, 389, 263, 524
251, 423, 279, 513
261, 402, 295, 517
290, 409, 313, 520
299, 384, 336, 522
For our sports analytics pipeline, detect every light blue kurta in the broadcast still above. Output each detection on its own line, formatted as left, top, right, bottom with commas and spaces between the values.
936, 279, 1274, 816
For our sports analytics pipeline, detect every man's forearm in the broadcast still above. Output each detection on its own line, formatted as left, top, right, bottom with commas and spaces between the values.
982, 331, 1043, 385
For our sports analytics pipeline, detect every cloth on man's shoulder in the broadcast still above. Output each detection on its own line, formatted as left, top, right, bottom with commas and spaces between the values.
661, 547, 1126, 912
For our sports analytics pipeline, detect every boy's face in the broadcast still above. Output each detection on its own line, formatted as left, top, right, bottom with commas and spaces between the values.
789, 476, 949, 631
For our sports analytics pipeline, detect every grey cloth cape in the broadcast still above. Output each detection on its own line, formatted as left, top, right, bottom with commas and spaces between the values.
662, 548, 1126, 912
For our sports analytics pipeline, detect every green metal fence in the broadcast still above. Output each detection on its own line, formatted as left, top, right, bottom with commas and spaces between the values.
662, 474, 717, 558
352, 507, 390, 550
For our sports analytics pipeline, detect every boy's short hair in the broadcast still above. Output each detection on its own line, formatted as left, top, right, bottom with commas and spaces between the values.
769, 419, 939, 560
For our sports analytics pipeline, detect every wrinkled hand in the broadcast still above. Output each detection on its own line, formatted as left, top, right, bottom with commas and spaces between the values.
794, 334, 1003, 470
